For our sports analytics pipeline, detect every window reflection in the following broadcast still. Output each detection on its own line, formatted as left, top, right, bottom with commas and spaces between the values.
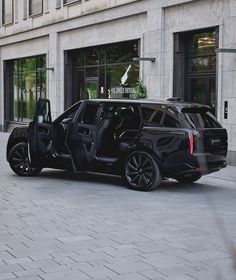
12, 55, 46, 122
72, 40, 139, 99
186, 31, 216, 74
189, 32, 216, 56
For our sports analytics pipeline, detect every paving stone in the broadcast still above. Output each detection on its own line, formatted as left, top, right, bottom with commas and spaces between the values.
105, 260, 154, 274
108, 272, 150, 280
0, 273, 16, 280
1, 132, 236, 280
13, 268, 45, 278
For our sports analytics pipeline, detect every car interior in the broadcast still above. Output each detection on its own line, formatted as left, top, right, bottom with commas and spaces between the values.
96, 104, 141, 158
50, 102, 141, 164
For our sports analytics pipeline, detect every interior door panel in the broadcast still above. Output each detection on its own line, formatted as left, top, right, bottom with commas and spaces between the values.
65, 102, 100, 171
28, 99, 54, 167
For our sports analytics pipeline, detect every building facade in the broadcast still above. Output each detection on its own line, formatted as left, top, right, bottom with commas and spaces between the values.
0, 0, 236, 164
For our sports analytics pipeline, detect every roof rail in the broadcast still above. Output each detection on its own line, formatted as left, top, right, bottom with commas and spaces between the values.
167, 97, 183, 102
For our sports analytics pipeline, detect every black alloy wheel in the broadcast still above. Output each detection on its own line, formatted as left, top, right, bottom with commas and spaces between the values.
124, 150, 162, 191
9, 142, 42, 176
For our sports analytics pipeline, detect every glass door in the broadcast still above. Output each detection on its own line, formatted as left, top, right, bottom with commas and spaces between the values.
187, 75, 216, 115
85, 78, 98, 99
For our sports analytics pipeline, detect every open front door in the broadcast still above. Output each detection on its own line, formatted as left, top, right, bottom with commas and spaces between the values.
28, 98, 53, 167
65, 102, 100, 171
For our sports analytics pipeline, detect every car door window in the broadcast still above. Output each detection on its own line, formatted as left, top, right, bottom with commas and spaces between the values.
62, 103, 81, 121
79, 103, 100, 125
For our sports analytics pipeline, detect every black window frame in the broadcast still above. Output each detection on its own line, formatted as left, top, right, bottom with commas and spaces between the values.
63, 0, 81, 6
29, 0, 43, 17
2, 0, 14, 25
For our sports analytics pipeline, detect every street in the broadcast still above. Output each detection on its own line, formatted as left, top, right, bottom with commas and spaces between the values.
0, 132, 236, 280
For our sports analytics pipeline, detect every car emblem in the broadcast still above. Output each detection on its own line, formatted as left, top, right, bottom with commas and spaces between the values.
211, 138, 221, 145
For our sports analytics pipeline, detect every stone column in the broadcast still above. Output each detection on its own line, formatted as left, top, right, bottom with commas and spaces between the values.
48, 31, 62, 120
0, 47, 4, 132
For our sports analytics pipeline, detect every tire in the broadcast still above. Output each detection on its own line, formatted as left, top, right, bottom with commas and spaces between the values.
175, 173, 202, 184
9, 142, 42, 177
124, 150, 162, 191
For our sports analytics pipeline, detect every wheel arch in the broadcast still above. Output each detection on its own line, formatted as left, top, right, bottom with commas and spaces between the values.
121, 145, 163, 174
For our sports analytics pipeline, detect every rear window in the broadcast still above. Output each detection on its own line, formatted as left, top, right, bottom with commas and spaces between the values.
163, 108, 181, 128
141, 104, 165, 126
183, 109, 221, 129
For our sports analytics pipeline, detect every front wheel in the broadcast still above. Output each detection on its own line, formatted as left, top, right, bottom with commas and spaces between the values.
124, 150, 162, 191
175, 173, 202, 184
9, 142, 42, 177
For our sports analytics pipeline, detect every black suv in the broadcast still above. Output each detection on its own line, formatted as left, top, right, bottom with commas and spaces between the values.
6, 98, 228, 191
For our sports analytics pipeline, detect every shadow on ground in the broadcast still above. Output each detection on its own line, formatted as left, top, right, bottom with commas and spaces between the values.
8, 168, 224, 194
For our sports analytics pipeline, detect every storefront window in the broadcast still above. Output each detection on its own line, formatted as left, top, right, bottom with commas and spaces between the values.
186, 31, 216, 73
12, 55, 46, 122
186, 29, 217, 115
2, 0, 13, 25
107, 63, 139, 98
173, 28, 217, 116
85, 49, 99, 66
70, 40, 140, 101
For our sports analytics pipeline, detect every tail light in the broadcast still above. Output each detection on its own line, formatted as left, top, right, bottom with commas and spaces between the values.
189, 132, 194, 156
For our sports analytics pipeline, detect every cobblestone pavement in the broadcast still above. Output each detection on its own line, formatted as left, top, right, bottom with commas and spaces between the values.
0, 132, 236, 280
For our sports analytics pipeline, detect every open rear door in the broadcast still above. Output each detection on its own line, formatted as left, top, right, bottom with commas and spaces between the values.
65, 101, 100, 171
28, 98, 53, 167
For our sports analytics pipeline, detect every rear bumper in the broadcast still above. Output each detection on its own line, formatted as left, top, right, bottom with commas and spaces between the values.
164, 154, 227, 177
178, 160, 227, 176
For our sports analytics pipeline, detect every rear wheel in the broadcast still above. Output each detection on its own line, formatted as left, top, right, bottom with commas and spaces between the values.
124, 150, 162, 191
175, 173, 201, 184
9, 142, 42, 176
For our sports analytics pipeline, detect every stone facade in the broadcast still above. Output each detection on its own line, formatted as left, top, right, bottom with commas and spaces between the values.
0, 0, 236, 164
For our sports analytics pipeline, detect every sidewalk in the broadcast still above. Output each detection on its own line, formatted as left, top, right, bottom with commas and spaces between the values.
0, 131, 236, 280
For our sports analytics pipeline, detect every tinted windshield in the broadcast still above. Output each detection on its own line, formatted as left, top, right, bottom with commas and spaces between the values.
183, 110, 221, 128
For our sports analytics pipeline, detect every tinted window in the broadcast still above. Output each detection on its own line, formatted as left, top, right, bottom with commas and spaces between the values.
184, 111, 221, 128
141, 105, 165, 126
80, 103, 100, 125
163, 108, 180, 128
101, 104, 140, 129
